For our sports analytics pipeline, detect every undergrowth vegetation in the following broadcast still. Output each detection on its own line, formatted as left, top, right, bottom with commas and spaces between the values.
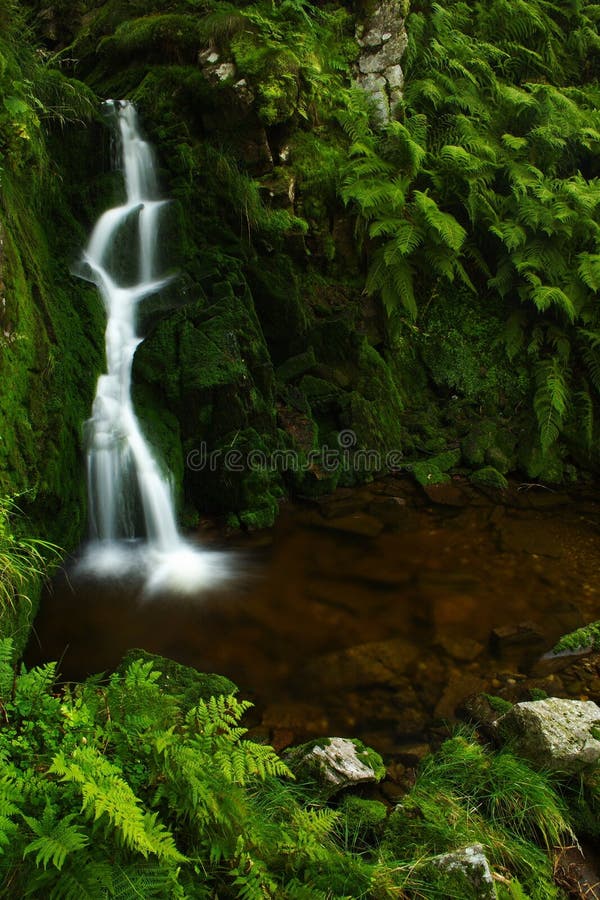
0, 642, 597, 899
0, 496, 59, 620
58, 0, 600, 484
341, 0, 600, 462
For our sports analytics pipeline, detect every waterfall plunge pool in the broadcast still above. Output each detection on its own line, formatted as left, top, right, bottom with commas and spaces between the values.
27, 476, 600, 762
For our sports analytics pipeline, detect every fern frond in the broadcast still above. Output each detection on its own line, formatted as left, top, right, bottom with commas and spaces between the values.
0, 638, 14, 700
578, 254, 600, 292
528, 285, 576, 322
534, 356, 570, 453
50, 748, 186, 864
22, 807, 88, 872
412, 191, 466, 252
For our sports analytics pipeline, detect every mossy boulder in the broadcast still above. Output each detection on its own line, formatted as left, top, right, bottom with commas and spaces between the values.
338, 796, 388, 846
118, 648, 237, 711
411, 449, 461, 486
494, 698, 600, 774
551, 621, 600, 656
285, 737, 385, 799
469, 466, 509, 490
518, 441, 565, 484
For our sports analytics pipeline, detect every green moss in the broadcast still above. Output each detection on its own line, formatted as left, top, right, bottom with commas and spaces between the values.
470, 467, 509, 490
338, 796, 388, 848
518, 442, 565, 484
276, 348, 317, 383
412, 461, 450, 486
483, 694, 513, 715
551, 621, 600, 655
239, 501, 278, 530
99, 14, 203, 64
352, 739, 386, 781
411, 449, 460, 486
118, 648, 238, 710
420, 292, 530, 414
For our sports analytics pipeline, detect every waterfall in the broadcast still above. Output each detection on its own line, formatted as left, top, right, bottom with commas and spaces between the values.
77, 100, 228, 593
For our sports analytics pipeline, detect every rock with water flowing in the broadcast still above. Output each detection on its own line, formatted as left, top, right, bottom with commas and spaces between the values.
75, 100, 230, 593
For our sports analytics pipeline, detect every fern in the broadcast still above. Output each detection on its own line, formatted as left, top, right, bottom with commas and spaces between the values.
0, 638, 14, 700
578, 253, 600, 292
22, 805, 88, 871
412, 191, 467, 252
534, 356, 570, 453
50, 747, 186, 863
529, 285, 576, 322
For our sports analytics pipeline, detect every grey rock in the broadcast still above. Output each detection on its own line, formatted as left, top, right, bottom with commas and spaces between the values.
356, 73, 389, 124
495, 698, 600, 773
357, 26, 385, 48
354, 0, 408, 124
385, 64, 404, 90
358, 36, 407, 74
285, 737, 385, 798
233, 78, 254, 105
431, 844, 496, 899
214, 63, 236, 82
198, 48, 219, 65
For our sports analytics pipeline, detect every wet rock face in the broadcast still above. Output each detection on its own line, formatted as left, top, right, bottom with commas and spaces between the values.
495, 698, 600, 773
355, 1, 408, 124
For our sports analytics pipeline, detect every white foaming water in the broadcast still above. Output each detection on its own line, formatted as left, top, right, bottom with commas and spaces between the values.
77, 100, 230, 594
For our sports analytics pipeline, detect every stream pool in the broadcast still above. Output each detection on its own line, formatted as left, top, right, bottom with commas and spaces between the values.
27, 476, 600, 761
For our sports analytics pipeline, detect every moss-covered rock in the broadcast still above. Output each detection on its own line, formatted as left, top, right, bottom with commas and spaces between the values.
470, 467, 509, 491
551, 621, 600, 656
118, 648, 238, 710
338, 796, 388, 846
285, 737, 385, 799
411, 449, 461, 486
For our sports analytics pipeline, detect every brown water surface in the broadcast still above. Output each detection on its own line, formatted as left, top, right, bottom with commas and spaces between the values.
27, 477, 600, 756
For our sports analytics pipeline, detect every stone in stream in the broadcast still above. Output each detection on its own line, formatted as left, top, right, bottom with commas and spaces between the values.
496, 521, 564, 557
316, 512, 384, 538
422, 482, 469, 507
490, 621, 546, 652
436, 634, 485, 662
434, 674, 487, 721
494, 698, 600, 773
301, 637, 420, 692
285, 737, 385, 799
457, 693, 511, 734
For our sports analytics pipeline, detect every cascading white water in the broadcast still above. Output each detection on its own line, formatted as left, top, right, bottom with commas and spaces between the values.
77, 100, 229, 593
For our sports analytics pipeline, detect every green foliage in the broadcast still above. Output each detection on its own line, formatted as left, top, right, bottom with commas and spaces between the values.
0, 495, 60, 620
340, 0, 600, 460
470, 466, 509, 490
551, 620, 600, 654
0, 642, 385, 898
382, 731, 572, 898
3, 642, 599, 897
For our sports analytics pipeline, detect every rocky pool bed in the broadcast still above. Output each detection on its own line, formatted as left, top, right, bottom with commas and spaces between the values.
28, 476, 600, 783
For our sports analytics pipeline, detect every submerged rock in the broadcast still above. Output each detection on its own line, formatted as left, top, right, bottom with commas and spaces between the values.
285, 737, 385, 798
302, 637, 420, 692
495, 698, 600, 773
490, 621, 546, 652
